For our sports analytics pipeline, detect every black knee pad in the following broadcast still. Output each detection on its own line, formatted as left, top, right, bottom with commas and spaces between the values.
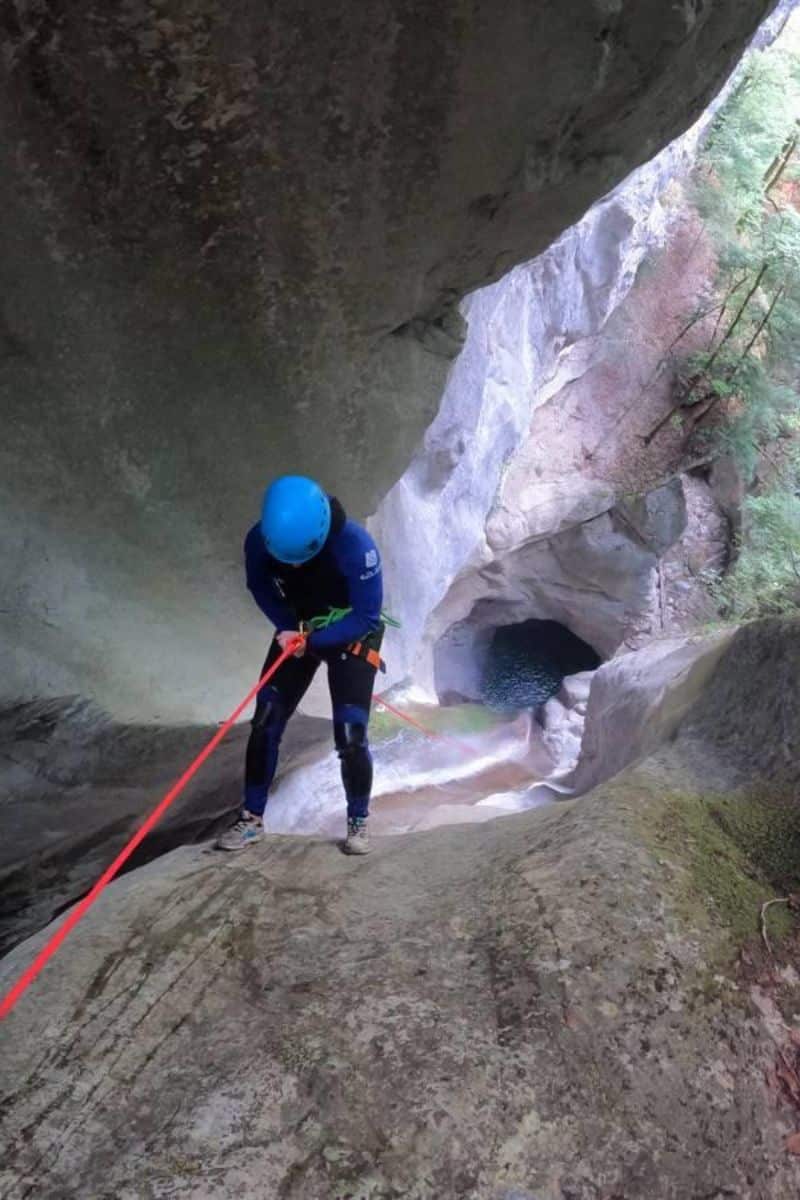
334, 721, 369, 755
251, 689, 287, 735
334, 722, 372, 798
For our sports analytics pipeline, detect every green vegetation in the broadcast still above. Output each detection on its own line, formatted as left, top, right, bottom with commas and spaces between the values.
644, 784, 800, 951
713, 481, 800, 616
369, 699, 502, 744
655, 39, 800, 619
684, 46, 800, 454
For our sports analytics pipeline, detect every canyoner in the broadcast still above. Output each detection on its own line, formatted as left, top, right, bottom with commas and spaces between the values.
218, 474, 388, 856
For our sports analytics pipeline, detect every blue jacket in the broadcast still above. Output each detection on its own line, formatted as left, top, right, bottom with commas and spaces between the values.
244, 496, 383, 652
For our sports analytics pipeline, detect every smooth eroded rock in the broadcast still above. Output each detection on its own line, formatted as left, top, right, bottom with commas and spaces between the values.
0, 0, 778, 720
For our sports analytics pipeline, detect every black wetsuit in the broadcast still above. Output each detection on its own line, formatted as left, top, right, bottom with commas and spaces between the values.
243, 497, 384, 822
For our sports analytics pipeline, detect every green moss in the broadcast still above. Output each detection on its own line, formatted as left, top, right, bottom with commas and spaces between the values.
710, 788, 800, 893
369, 701, 503, 744
641, 784, 800, 951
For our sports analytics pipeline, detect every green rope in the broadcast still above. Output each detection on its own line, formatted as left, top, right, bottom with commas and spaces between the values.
305, 607, 401, 632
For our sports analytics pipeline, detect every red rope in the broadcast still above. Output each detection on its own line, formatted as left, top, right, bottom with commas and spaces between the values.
0, 638, 304, 1021
0, 640, 476, 1020
374, 693, 445, 738
374, 694, 475, 755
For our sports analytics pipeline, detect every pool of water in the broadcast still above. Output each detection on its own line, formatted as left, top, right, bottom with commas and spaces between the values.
481, 619, 601, 710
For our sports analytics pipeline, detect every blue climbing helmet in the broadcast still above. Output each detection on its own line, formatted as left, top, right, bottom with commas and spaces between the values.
260, 475, 332, 564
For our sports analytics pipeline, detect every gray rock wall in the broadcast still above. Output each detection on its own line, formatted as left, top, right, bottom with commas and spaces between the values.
0, 0, 777, 721
370, 143, 697, 693
431, 486, 689, 704
372, 4, 797, 698
0, 695, 327, 955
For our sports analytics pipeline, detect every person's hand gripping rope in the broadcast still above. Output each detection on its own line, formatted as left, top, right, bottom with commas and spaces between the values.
277, 629, 308, 658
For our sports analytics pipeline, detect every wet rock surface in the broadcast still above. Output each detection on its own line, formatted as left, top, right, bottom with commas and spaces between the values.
3, 4, 800, 1189
3, 623, 800, 1198
0, 697, 327, 957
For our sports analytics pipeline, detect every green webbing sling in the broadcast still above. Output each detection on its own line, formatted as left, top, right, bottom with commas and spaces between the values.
305, 607, 401, 633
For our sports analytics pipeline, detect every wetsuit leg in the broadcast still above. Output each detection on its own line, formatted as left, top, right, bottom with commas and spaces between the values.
327, 647, 378, 821
244, 640, 319, 816
333, 719, 373, 821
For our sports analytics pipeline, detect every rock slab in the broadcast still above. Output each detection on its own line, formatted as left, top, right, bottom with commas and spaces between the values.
3, 621, 800, 1198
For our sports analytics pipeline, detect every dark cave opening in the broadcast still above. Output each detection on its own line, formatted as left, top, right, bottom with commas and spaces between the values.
480, 619, 602, 711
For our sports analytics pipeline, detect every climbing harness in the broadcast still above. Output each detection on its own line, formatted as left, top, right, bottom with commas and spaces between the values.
308, 610, 472, 746
302, 606, 400, 674
302, 608, 471, 745
348, 639, 385, 673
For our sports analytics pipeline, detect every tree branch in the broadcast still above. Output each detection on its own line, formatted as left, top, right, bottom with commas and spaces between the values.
764, 127, 799, 195
709, 273, 749, 351
734, 284, 784, 369
690, 284, 788, 436
643, 386, 713, 446
705, 261, 769, 373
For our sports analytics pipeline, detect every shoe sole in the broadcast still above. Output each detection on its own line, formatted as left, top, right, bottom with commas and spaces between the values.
216, 837, 264, 852
342, 842, 370, 855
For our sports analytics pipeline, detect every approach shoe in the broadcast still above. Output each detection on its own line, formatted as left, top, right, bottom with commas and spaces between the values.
217, 809, 265, 852
343, 817, 370, 856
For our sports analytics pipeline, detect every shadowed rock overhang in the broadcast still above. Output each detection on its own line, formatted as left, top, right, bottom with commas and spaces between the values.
0, 0, 780, 720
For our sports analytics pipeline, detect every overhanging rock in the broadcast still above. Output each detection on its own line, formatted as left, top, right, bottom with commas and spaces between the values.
0, 0, 779, 721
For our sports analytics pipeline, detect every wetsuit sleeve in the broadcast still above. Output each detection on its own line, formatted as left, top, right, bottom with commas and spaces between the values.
244, 524, 297, 632
307, 525, 383, 651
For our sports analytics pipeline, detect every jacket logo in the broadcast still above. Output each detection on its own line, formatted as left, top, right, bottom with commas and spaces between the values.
361, 547, 381, 581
